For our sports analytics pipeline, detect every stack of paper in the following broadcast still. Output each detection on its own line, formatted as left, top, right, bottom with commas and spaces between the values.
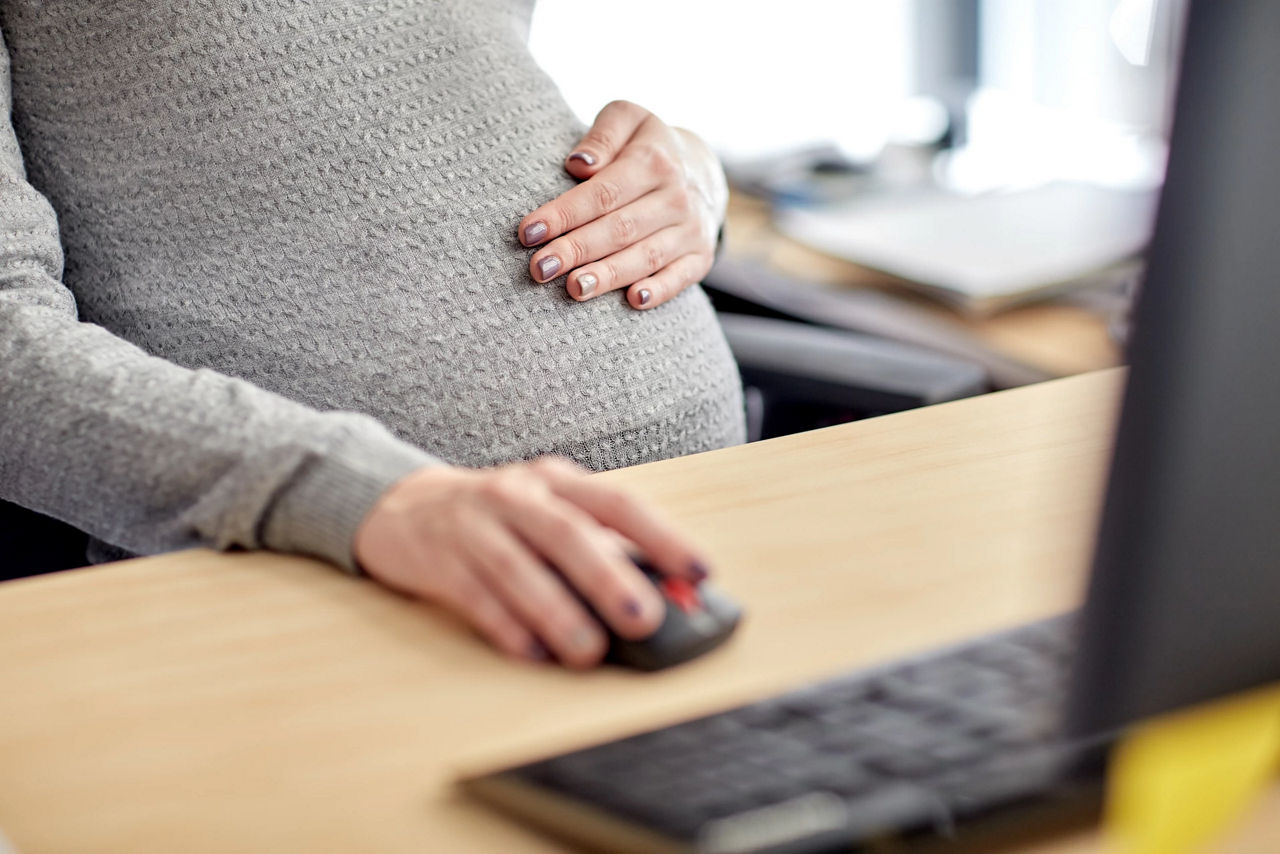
775, 181, 1159, 315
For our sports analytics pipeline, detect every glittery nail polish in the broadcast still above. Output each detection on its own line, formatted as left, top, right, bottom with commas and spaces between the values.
577, 272, 597, 297
522, 220, 548, 245
538, 255, 561, 280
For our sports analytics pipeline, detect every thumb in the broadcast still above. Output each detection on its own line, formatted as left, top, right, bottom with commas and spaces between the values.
565, 99, 649, 179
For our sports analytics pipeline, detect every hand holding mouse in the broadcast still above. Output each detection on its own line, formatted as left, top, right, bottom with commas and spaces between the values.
353, 457, 711, 669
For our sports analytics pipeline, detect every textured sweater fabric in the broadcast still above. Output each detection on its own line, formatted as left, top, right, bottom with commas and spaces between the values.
0, 1, 745, 571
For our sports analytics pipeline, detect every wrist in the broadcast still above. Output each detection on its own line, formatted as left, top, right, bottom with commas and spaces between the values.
353, 465, 469, 575
675, 127, 729, 226
260, 415, 438, 573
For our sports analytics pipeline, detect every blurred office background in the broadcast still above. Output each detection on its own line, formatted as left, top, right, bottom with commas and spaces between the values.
532, 0, 1177, 188
531, 0, 1185, 441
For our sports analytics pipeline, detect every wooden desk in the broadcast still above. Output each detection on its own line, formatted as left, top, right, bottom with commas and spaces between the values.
0, 370, 1275, 853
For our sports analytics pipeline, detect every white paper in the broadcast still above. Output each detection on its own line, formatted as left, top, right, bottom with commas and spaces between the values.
776, 182, 1158, 307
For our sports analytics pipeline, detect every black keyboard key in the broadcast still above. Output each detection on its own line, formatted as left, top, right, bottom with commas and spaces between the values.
933, 747, 1073, 819
697, 792, 856, 854
698, 785, 950, 854
861, 749, 941, 779
786, 756, 877, 796
925, 735, 987, 766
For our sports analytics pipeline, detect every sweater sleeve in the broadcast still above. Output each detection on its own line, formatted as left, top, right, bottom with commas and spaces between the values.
0, 37, 437, 572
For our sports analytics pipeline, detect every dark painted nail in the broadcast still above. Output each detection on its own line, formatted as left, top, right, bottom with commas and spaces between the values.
538, 255, 562, 280
689, 561, 710, 582
623, 598, 642, 618
528, 640, 551, 661
637, 288, 652, 307
522, 221, 548, 245
568, 151, 596, 166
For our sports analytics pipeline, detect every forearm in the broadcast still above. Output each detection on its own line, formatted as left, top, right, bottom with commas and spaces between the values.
0, 300, 435, 570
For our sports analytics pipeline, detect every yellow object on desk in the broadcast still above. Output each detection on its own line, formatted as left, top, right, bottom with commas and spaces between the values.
1108, 682, 1280, 854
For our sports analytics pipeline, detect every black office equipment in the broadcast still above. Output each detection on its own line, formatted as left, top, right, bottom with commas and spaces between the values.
717, 314, 986, 442
586, 558, 743, 672
704, 257, 1052, 390
465, 616, 1092, 852
460, 3, 1280, 849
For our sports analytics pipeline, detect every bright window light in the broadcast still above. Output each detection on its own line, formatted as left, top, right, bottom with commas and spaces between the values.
529, 1, 914, 160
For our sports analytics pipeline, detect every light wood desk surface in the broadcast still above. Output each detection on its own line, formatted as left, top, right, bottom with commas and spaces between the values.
1, 370, 1275, 853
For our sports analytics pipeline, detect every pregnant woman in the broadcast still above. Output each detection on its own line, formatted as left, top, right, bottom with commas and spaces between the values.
0, 1, 745, 667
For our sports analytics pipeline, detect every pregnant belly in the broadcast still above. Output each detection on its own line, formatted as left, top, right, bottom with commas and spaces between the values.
76, 179, 744, 469
58, 55, 742, 467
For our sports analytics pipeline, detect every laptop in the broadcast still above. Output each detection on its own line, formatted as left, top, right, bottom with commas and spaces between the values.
459, 2, 1280, 850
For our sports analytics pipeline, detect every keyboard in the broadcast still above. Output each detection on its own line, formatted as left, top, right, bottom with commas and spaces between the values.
462, 614, 1108, 853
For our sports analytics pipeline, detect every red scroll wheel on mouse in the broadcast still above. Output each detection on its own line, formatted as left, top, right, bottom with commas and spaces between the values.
660, 577, 703, 613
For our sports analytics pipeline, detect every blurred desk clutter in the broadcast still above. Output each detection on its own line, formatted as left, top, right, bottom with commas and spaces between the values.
708, 178, 1130, 440
775, 181, 1154, 317
717, 152, 1135, 376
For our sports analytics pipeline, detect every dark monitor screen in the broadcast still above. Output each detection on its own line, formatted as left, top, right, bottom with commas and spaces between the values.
1068, 0, 1280, 735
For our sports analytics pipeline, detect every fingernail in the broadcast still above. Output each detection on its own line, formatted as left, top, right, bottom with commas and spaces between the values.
528, 640, 551, 661
637, 288, 652, 307
571, 626, 598, 652
522, 221, 548, 246
689, 561, 710, 582
538, 256, 562, 280
577, 272, 597, 298
568, 151, 596, 166
623, 598, 642, 618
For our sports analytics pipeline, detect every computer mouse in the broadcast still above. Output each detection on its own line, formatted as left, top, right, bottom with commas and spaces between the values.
595, 557, 743, 671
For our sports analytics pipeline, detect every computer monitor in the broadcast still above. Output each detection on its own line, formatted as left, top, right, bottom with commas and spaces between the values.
1068, 0, 1280, 735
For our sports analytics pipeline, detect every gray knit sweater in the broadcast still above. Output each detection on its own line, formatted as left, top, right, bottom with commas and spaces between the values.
0, 1, 744, 570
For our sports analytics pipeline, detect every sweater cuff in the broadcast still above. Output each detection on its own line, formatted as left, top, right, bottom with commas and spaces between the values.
261, 427, 438, 574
